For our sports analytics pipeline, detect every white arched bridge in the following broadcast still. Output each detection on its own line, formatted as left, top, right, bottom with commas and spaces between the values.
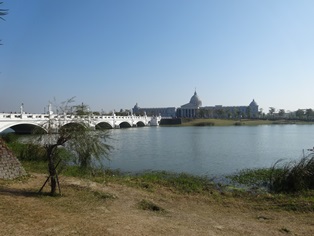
0, 112, 161, 134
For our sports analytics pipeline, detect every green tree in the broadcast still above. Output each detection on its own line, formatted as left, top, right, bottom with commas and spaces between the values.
233, 108, 241, 120
278, 109, 285, 117
258, 108, 264, 118
115, 109, 130, 116
295, 109, 304, 120
269, 107, 276, 118
67, 129, 111, 170
305, 109, 314, 120
73, 102, 90, 115
246, 107, 251, 119
214, 108, 224, 118
33, 99, 111, 195
198, 108, 205, 118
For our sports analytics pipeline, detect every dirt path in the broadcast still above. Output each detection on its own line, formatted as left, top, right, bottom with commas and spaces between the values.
0, 174, 313, 236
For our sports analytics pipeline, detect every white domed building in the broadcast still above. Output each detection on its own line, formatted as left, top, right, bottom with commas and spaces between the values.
179, 91, 203, 118
132, 90, 259, 119
178, 91, 259, 119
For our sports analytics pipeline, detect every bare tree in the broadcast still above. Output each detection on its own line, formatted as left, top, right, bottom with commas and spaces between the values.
0, 1, 8, 45
0, 2, 7, 20
34, 99, 111, 195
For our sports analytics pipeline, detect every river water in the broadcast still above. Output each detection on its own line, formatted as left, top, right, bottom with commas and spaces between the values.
103, 125, 314, 177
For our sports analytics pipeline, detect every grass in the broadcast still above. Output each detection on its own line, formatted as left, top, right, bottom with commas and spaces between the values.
180, 118, 314, 127
125, 171, 216, 194
227, 168, 274, 189
7, 160, 314, 212
227, 161, 314, 212
228, 155, 314, 194
269, 155, 314, 193
21, 162, 215, 194
21, 160, 48, 174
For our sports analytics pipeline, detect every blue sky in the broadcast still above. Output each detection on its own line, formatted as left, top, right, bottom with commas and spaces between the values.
1, 0, 314, 114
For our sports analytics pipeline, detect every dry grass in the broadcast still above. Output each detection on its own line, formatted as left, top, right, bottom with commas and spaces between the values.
1, 173, 314, 235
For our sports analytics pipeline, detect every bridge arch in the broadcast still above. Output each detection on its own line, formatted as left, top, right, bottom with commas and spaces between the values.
136, 121, 145, 127
95, 122, 113, 129
2, 123, 47, 134
119, 121, 132, 128
59, 122, 86, 133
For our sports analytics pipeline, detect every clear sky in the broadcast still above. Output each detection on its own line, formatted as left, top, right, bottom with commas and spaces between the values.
1, 0, 314, 114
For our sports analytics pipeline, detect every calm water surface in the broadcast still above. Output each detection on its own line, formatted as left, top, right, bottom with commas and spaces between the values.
104, 125, 314, 177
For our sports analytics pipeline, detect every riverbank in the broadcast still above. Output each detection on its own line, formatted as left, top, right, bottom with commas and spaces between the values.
1, 163, 314, 235
178, 118, 314, 126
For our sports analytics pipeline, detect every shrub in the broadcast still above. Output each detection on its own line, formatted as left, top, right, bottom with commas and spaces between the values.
1, 133, 19, 143
270, 155, 314, 193
19, 143, 46, 161
194, 122, 215, 126
234, 122, 243, 126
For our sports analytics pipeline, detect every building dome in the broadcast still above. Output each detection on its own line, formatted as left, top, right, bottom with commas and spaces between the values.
189, 91, 202, 107
249, 99, 258, 107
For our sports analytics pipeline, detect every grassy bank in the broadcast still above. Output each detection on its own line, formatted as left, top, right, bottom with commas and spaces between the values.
179, 118, 312, 126
1, 172, 313, 235
18, 159, 314, 213
2, 134, 314, 213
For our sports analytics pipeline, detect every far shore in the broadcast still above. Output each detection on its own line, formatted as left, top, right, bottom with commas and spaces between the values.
175, 118, 314, 127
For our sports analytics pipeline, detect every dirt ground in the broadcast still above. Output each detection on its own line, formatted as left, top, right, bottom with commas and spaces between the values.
0, 173, 313, 236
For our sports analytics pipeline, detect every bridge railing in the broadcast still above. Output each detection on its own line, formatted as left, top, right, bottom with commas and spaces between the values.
0, 113, 157, 121
0, 113, 50, 119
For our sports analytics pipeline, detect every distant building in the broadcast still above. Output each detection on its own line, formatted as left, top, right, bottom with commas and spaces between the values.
133, 91, 259, 119
176, 91, 202, 118
132, 103, 176, 118
177, 91, 259, 118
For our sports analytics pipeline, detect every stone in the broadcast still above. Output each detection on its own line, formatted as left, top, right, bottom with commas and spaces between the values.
0, 138, 26, 179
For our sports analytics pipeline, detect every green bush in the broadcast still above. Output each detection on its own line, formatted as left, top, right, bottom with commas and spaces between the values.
1, 133, 19, 143
270, 155, 314, 193
19, 143, 46, 161
2, 133, 46, 161
234, 122, 243, 126
194, 122, 215, 126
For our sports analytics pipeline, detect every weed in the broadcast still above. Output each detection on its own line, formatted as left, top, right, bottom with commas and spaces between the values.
279, 227, 291, 234
138, 199, 164, 212
227, 168, 272, 188
270, 155, 314, 193
132, 171, 215, 194
93, 191, 117, 200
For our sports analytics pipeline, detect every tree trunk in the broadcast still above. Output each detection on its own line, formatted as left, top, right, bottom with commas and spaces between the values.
47, 146, 57, 195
